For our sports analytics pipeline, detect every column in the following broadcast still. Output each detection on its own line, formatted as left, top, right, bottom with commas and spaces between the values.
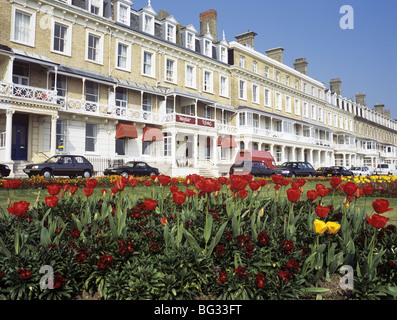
212, 136, 218, 167
193, 134, 198, 168
291, 147, 296, 161
4, 109, 14, 164
171, 131, 177, 169
50, 114, 58, 156
281, 145, 286, 163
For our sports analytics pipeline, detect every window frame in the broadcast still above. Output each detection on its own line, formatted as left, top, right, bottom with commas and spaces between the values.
85, 123, 97, 152
115, 39, 131, 71
203, 69, 213, 93
51, 19, 72, 56
185, 64, 196, 89
164, 56, 177, 83
117, 2, 130, 25
219, 75, 229, 98
11, 6, 36, 47
86, 30, 104, 65
142, 49, 156, 78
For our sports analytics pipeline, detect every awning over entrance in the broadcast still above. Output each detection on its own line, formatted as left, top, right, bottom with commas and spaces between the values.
142, 127, 163, 142
220, 136, 237, 149
116, 123, 138, 139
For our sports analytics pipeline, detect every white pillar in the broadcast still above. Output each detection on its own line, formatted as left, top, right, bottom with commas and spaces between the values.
193, 133, 198, 168
212, 136, 218, 167
171, 131, 177, 169
50, 114, 58, 156
4, 109, 14, 164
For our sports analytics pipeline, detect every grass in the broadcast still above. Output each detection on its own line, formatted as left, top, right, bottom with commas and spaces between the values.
1, 179, 396, 226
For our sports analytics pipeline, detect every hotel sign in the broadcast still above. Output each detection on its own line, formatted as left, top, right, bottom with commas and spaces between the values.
197, 118, 215, 128
176, 114, 196, 124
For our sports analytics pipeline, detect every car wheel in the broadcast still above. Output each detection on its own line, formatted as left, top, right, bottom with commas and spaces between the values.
149, 171, 157, 177
83, 170, 92, 179
121, 172, 129, 178
291, 173, 296, 178
42, 170, 52, 179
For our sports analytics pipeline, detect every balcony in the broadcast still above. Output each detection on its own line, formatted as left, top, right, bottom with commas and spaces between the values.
0, 82, 57, 104
60, 97, 161, 123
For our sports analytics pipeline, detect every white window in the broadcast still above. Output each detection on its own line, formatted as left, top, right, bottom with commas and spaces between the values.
276, 71, 280, 82
294, 99, 300, 115
142, 93, 152, 112
165, 58, 177, 83
181, 105, 195, 116
12, 7, 36, 47
328, 112, 332, 126
143, 14, 154, 34
239, 80, 247, 100
117, 3, 130, 25
339, 116, 343, 129
166, 24, 176, 43
142, 50, 155, 77
285, 96, 291, 113
220, 46, 227, 63
264, 66, 269, 78
252, 84, 259, 103
264, 88, 271, 107
239, 55, 245, 68
275, 92, 282, 110
286, 75, 290, 86
295, 79, 299, 90
220, 76, 229, 97
203, 70, 213, 93
253, 61, 258, 73
86, 31, 103, 64
204, 106, 212, 119
204, 40, 212, 57
186, 32, 195, 50
56, 119, 66, 152
52, 20, 72, 56
89, 0, 102, 16
303, 102, 308, 118
318, 107, 323, 122
334, 114, 338, 127
311, 105, 316, 120
116, 41, 131, 71
185, 65, 196, 88
116, 87, 127, 109
164, 132, 171, 156
85, 123, 97, 152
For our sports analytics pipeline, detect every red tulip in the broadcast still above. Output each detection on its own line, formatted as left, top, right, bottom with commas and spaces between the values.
114, 178, 126, 191
307, 190, 319, 201
62, 184, 70, 192
218, 177, 228, 185
3, 179, 21, 189
160, 217, 168, 226
7, 201, 30, 217
238, 189, 249, 199
144, 180, 151, 187
173, 191, 186, 205
354, 188, 363, 199
316, 184, 329, 197
363, 186, 373, 195
229, 175, 248, 191
171, 178, 179, 185
286, 188, 302, 202
111, 187, 118, 195
158, 175, 171, 186
195, 177, 221, 194
372, 199, 393, 214
86, 178, 98, 188
290, 182, 300, 190
69, 186, 78, 196
297, 179, 307, 187
45, 196, 59, 208
315, 205, 330, 219
341, 182, 358, 196
170, 185, 179, 193
367, 214, 390, 229
144, 198, 157, 211
330, 176, 342, 189
129, 178, 139, 187
185, 189, 196, 197
83, 187, 94, 197
47, 184, 62, 196
249, 180, 261, 191
272, 174, 284, 185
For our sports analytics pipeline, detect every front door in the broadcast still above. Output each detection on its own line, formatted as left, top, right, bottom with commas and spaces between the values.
12, 115, 28, 161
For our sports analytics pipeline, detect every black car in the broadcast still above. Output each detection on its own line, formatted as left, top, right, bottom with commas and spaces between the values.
323, 166, 353, 177
315, 167, 329, 177
229, 160, 278, 177
23, 155, 94, 178
0, 164, 11, 178
277, 162, 316, 178
104, 161, 159, 177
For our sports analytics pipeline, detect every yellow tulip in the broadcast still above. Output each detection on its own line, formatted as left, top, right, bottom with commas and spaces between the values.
314, 219, 327, 234
326, 221, 341, 234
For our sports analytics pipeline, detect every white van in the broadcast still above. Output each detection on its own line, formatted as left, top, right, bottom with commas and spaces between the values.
376, 164, 397, 176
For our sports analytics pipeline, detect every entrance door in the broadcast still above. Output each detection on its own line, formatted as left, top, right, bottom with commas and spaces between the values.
12, 120, 28, 161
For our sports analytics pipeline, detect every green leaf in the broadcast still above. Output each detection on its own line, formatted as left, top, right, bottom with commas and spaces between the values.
183, 229, 201, 253
206, 220, 228, 258
204, 213, 213, 244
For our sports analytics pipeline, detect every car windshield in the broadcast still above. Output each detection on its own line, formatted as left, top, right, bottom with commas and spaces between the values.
124, 162, 136, 167
280, 162, 293, 167
351, 167, 361, 170
44, 156, 62, 163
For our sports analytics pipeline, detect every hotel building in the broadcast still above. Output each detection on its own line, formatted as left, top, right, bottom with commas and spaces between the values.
0, 0, 396, 177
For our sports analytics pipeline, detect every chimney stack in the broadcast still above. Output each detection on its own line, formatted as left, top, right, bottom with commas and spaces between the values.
266, 47, 284, 63
330, 78, 342, 95
235, 30, 257, 49
200, 9, 218, 41
374, 103, 385, 114
293, 58, 308, 75
355, 93, 366, 106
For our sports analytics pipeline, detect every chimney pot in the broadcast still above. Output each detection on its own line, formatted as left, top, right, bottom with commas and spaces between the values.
266, 47, 284, 63
293, 58, 308, 75
200, 9, 218, 41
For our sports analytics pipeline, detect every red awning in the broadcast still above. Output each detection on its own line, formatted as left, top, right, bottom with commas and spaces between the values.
142, 127, 164, 142
221, 137, 237, 149
116, 123, 138, 139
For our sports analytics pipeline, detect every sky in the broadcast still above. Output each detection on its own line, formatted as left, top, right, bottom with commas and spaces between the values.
131, 0, 397, 118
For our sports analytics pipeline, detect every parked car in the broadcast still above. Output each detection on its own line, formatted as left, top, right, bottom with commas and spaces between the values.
23, 155, 93, 178
104, 161, 159, 177
229, 160, 278, 177
350, 166, 373, 177
315, 167, 329, 177
323, 166, 353, 177
375, 163, 397, 176
277, 162, 316, 178
0, 164, 11, 178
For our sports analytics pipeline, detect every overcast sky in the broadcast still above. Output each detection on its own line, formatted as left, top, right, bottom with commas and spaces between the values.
132, 0, 397, 118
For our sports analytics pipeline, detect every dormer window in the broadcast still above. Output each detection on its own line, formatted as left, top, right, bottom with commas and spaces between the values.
186, 32, 194, 50
143, 14, 154, 34
204, 40, 212, 57
89, 0, 102, 16
166, 23, 176, 43
219, 46, 227, 63
117, 2, 130, 25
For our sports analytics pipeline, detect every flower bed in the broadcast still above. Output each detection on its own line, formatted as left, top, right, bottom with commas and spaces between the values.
0, 174, 396, 300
